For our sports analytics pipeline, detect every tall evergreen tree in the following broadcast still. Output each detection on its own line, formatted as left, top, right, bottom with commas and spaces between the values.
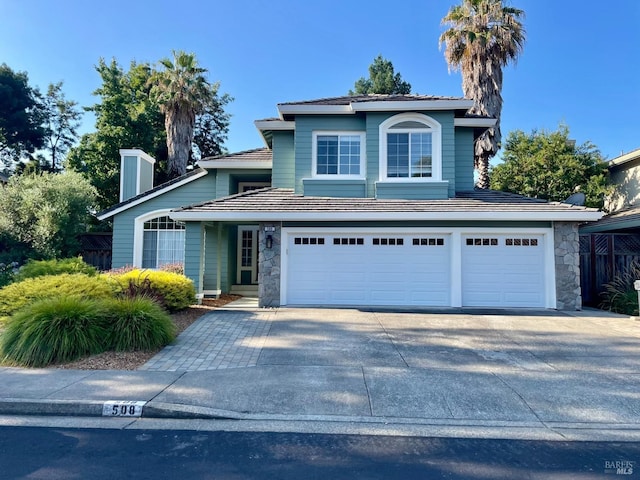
350, 55, 411, 95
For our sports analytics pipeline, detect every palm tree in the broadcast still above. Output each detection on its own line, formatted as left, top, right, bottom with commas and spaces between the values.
440, 0, 525, 188
150, 51, 213, 178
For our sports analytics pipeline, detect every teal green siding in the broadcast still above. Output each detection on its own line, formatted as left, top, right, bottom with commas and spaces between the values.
110, 173, 217, 268
139, 159, 154, 194
272, 131, 295, 188
455, 128, 475, 191
375, 181, 449, 200
203, 224, 231, 292
302, 179, 366, 197
294, 115, 366, 194
121, 156, 138, 201
184, 222, 204, 293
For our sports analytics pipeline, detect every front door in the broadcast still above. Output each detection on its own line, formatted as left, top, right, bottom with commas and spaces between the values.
237, 226, 259, 285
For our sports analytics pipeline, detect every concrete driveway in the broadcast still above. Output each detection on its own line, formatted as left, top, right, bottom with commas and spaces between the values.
3, 305, 639, 440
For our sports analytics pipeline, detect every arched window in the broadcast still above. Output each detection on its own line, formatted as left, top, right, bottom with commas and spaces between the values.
141, 215, 185, 268
379, 113, 442, 181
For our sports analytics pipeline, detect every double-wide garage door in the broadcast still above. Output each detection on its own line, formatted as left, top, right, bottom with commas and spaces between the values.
284, 230, 548, 308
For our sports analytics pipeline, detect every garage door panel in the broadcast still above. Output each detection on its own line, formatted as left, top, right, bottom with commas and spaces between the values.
462, 234, 546, 308
287, 233, 451, 306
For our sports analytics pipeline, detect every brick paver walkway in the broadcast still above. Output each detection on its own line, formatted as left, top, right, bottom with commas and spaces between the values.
139, 305, 273, 372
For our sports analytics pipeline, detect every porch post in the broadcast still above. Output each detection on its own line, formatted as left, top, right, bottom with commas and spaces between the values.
216, 222, 222, 296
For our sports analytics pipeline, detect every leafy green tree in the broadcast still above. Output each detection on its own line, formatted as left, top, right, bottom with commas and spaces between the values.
0, 64, 46, 169
490, 126, 610, 208
40, 82, 83, 172
149, 51, 211, 177
440, 0, 526, 189
193, 87, 232, 159
66, 59, 166, 209
349, 55, 411, 95
0, 171, 98, 263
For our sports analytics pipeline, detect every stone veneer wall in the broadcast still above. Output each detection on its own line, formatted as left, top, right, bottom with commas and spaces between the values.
554, 221, 581, 310
258, 223, 281, 307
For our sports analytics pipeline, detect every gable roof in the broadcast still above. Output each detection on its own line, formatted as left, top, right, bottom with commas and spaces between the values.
276, 94, 484, 120
171, 188, 602, 223
96, 167, 209, 221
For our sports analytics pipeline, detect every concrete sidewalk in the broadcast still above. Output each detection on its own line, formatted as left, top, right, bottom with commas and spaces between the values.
1, 301, 639, 441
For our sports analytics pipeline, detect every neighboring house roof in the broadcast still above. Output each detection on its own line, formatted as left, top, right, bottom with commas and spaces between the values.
197, 147, 273, 169
171, 188, 602, 223
96, 167, 209, 221
278, 94, 466, 106
580, 205, 640, 233
608, 147, 640, 168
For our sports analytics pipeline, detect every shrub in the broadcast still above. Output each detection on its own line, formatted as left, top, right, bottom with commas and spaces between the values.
0, 297, 108, 367
102, 297, 176, 351
109, 270, 195, 312
0, 262, 19, 288
600, 261, 640, 315
14, 257, 98, 282
159, 262, 184, 275
0, 273, 115, 322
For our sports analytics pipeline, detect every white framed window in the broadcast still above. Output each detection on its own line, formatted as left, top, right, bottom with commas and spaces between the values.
134, 210, 185, 269
379, 113, 442, 181
312, 131, 365, 178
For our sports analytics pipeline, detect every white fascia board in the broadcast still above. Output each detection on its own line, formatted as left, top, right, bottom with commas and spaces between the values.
97, 169, 209, 221
119, 148, 156, 164
254, 120, 295, 131
170, 209, 603, 223
352, 100, 475, 112
195, 160, 272, 169
277, 104, 354, 118
608, 148, 640, 167
454, 118, 496, 127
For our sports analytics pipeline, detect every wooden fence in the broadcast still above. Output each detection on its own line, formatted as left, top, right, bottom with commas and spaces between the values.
78, 232, 112, 271
579, 233, 640, 306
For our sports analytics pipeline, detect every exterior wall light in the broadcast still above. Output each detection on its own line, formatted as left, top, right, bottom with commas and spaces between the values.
266, 235, 273, 249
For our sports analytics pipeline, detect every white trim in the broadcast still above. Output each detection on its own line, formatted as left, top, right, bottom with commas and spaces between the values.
133, 209, 172, 267
352, 99, 474, 111
254, 120, 295, 131
119, 155, 125, 203
311, 131, 366, 179
119, 149, 156, 165
280, 226, 556, 308
277, 104, 353, 118
195, 160, 272, 169
608, 148, 640, 168
454, 118, 496, 128
379, 113, 443, 182
97, 169, 209, 221
171, 209, 603, 222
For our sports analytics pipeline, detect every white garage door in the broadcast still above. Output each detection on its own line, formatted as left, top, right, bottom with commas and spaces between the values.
286, 232, 451, 306
461, 234, 546, 307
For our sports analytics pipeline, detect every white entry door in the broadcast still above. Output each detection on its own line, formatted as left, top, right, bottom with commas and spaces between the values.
237, 226, 259, 285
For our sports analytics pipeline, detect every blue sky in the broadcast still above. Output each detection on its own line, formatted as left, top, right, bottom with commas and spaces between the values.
1, 0, 638, 162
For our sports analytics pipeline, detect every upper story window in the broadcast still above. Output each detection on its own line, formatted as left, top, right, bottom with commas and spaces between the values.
379, 113, 442, 181
312, 132, 365, 178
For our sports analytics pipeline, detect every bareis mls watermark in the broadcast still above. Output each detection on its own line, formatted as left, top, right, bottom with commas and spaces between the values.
604, 460, 635, 476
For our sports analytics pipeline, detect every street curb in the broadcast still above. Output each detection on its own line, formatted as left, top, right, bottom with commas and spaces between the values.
0, 398, 105, 417
142, 402, 243, 420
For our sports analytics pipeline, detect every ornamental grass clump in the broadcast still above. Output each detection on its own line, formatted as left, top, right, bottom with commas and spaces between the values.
102, 297, 176, 351
600, 260, 640, 316
0, 297, 108, 367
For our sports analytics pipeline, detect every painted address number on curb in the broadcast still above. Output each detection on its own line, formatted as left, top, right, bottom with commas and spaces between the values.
102, 401, 146, 417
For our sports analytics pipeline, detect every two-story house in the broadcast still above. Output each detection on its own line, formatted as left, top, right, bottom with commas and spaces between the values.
97, 94, 601, 310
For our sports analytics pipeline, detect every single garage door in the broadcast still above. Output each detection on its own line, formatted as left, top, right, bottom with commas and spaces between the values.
461, 234, 546, 307
286, 232, 451, 306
